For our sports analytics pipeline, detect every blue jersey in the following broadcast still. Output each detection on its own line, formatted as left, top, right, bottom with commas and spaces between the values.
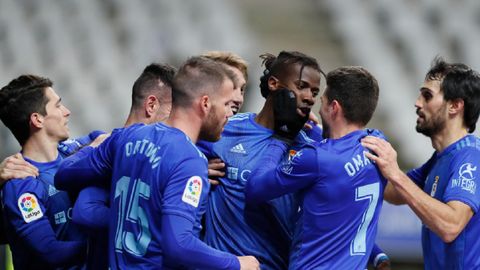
72, 187, 110, 270
197, 112, 315, 270
54, 123, 239, 270
407, 135, 480, 270
246, 129, 386, 270
0, 154, 86, 269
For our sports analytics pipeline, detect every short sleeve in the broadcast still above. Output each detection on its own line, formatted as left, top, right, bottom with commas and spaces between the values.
443, 148, 480, 213
1, 179, 49, 237
161, 156, 209, 223
407, 153, 436, 189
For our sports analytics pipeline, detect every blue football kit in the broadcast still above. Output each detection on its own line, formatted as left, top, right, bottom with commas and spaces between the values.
246, 129, 386, 270
197, 112, 315, 270
72, 186, 109, 270
407, 135, 480, 270
54, 123, 240, 270
0, 131, 102, 269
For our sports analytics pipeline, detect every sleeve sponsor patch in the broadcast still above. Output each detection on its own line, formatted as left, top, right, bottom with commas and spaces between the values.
451, 163, 477, 195
17, 193, 43, 223
182, 176, 203, 208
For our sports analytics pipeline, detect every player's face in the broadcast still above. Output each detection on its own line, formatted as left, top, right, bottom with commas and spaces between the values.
274, 64, 321, 118
42, 87, 71, 141
228, 66, 246, 115
319, 92, 332, 138
200, 79, 234, 142
415, 79, 448, 137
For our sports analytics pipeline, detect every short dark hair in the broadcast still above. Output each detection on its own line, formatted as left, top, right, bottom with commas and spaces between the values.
172, 56, 236, 107
0, 75, 52, 145
425, 56, 480, 133
325, 66, 379, 126
131, 63, 176, 110
259, 51, 325, 98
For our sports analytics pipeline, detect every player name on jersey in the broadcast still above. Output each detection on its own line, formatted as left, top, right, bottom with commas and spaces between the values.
124, 139, 162, 169
344, 151, 373, 177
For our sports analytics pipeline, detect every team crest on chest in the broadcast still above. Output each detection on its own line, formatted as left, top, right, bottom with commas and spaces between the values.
430, 176, 439, 196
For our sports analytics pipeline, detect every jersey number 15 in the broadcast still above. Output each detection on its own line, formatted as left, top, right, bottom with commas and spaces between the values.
114, 176, 152, 256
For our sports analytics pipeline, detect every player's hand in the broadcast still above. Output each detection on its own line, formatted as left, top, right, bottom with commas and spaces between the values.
208, 158, 225, 186
237, 256, 260, 270
304, 111, 320, 130
375, 259, 392, 270
361, 136, 402, 181
0, 153, 39, 184
272, 88, 309, 143
89, 133, 111, 147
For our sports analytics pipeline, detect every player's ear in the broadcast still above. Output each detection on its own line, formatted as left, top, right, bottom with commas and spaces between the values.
145, 95, 159, 117
30, 112, 44, 129
330, 100, 341, 119
267, 76, 280, 92
448, 98, 464, 115
200, 95, 211, 116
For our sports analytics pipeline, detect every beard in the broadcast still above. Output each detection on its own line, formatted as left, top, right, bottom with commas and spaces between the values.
415, 105, 447, 137
199, 105, 226, 142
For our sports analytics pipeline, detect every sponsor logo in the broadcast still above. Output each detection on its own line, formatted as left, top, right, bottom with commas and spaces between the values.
54, 211, 67, 225
18, 193, 43, 223
230, 143, 247, 154
48, 185, 59, 197
227, 167, 251, 182
451, 163, 477, 195
182, 176, 203, 207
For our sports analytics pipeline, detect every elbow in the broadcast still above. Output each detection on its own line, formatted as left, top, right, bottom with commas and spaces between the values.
71, 206, 89, 228
163, 238, 185, 261
385, 197, 404, 205
435, 219, 465, 243
438, 226, 462, 243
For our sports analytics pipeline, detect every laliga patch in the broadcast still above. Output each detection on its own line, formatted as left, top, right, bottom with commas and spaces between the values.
182, 176, 203, 207
18, 193, 43, 223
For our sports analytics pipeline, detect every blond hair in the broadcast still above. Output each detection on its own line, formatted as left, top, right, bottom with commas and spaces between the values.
202, 51, 248, 82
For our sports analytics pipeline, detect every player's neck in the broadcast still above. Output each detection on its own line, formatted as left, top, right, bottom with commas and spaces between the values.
431, 121, 468, 152
22, 133, 60, 162
255, 98, 275, 130
165, 108, 201, 143
329, 121, 363, 139
124, 110, 150, 127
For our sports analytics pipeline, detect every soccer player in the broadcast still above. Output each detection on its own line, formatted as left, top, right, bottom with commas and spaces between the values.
0, 75, 91, 269
245, 66, 386, 269
361, 57, 480, 269
197, 51, 323, 270
202, 51, 248, 115
200, 51, 249, 185
71, 63, 176, 270
54, 56, 260, 269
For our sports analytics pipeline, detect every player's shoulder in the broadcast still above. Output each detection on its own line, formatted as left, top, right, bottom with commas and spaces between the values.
227, 112, 252, 123
289, 143, 318, 163
2, 177, 47, 201
159, 125, 207, 162
365, 128, 387, 140
450, 135, 480, 159
225, 112, 258, 129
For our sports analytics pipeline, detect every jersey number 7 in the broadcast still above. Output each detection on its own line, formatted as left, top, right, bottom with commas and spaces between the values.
350, 182, 380, 256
